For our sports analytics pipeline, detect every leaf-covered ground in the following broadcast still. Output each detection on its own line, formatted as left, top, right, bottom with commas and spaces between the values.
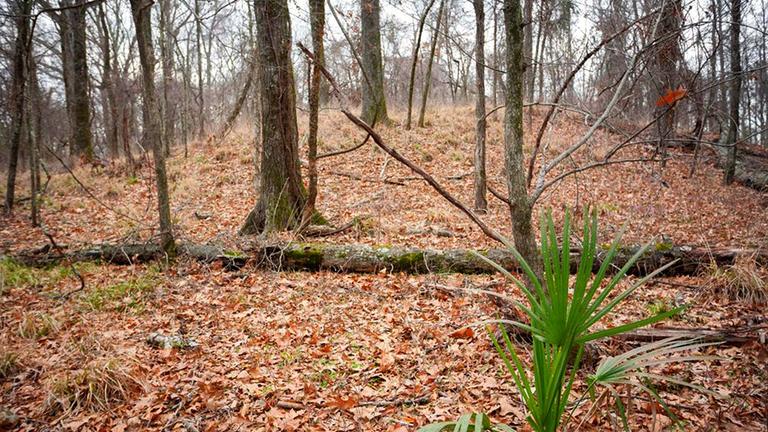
1, 107, 767, 430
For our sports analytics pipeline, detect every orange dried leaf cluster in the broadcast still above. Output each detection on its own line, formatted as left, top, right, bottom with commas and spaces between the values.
655, 86, 687, 107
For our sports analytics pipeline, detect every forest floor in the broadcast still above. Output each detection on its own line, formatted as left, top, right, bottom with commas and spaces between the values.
1, 106, 767, 431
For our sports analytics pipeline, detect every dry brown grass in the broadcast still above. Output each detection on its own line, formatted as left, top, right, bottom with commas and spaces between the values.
45, 358, 143, 416
18, 312, 60, 339
706, 255, 768, 304
0, 352, 20, 379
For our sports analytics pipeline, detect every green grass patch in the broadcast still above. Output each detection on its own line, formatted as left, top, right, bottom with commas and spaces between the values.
1, 258, 96, 294
81, 268, 160, 312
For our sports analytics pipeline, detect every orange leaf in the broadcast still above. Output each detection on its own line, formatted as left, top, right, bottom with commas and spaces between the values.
304, 382, 317, 397
326, 395, 358, 410
449, 327, 474, 339
655, 86, 687, 107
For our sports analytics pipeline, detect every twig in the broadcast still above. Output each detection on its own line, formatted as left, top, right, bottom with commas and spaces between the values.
359, 395, 430, 407
41, 226, 85, 299
300, 217, 362, 238
330, 171, 405, 186
275, 395, 430, 411
487, 183, 510, 205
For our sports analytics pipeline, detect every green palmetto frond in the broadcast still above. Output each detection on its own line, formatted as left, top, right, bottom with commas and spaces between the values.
422, 209, 717, 432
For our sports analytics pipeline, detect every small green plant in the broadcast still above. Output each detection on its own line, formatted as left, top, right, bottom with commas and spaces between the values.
421, 210, 716, 432
126, 175, 139, 185
18, 312, 61, 339
1, 258, 39, 292
419, 413, 513, 432
81, 270, 158, 312
647, 298, 681, 318
588, 337, 720, 403
0, 352, 20, 379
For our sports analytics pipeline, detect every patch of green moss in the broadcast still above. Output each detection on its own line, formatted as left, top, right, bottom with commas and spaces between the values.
284, 244, 324, 270
392, 251, 424, 271
654, 240, 674, 252
310, 211, 328, 226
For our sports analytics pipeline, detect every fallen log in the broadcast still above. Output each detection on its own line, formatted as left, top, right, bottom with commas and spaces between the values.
8, 241, 767, 277
615, 326, 762, 345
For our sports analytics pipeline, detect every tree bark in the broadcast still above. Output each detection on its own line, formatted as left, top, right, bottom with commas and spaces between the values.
503, 0, 541, 275
652, 0, 683, 167
417, 0, 445, 128
473, 0, 488, 213
97, 2, 120, 159
159, 0, 177, 156
523, 0, 534, 100
194, 0, 205, 138
723, 0, 740, 185
302, 0, 325, 226
360, 0, 389, 125
3, 0, 31, 214
405, 0, 436, 130
66, 0, 94, 161
240, 0, 306, 235
130, 0, 176, 255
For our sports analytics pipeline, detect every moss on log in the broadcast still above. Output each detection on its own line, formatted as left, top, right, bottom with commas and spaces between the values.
8, 241, 767, 277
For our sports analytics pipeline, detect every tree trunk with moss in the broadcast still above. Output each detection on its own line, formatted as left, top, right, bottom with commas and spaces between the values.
131, 0, 176, 255
503, 0, 541, 275
240, 0, 306, 235
360, 0, 389, 125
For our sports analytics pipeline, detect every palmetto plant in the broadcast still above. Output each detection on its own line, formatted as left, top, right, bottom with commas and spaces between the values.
419, 210, 719, 432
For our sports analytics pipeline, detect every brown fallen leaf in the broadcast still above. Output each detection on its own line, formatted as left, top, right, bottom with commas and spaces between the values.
326, 395, 359, 410
449, 327, 474, 339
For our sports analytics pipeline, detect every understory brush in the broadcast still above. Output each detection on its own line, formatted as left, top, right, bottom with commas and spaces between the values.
421, 210, 721, 432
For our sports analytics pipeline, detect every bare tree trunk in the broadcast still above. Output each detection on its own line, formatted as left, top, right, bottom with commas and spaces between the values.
194, 0, 205, 138
97, 2, 119, 159
417, 0, 445, 128
130, 0, 176, 255
473, 0, 487, 212
504, 0, 541, 274
492, 0, 499, 107
360, 0, 389, 125
405, 0, 436, 130
523, 0, 534, 100
240, 0, 306, 235
28, 53, 43, 226
706, 0, 719, 134
652, 0, 683, 167
159, 0, 176, 156
3, 0, 31, 214
301, 0, 327, 227
67, 0, 94, 161
723, 0, 740, 184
